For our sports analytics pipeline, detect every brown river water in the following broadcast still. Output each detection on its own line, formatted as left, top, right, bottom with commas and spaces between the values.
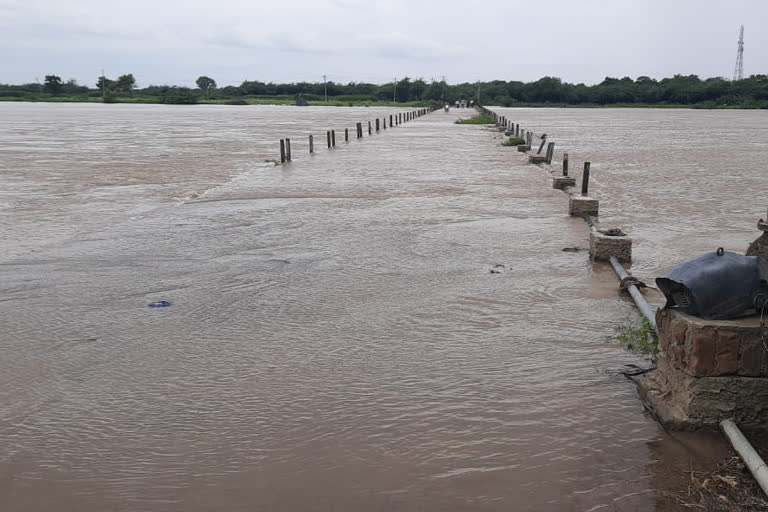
1, 103, 766, 511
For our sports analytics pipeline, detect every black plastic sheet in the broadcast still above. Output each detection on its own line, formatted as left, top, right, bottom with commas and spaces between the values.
656, 250, 764, 320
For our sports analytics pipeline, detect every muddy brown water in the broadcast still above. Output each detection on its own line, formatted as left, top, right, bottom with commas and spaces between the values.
1, 103, 765, 511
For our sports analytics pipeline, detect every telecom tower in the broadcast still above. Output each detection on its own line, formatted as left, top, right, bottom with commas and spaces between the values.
733, 25, 744, 81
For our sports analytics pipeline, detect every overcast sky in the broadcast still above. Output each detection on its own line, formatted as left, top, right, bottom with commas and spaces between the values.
0, 0, 764, 88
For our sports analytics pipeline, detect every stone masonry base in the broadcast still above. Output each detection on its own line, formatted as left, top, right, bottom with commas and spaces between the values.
635, 309, 768, 429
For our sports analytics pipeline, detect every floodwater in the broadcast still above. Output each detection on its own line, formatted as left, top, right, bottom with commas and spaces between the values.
0, 103, 765, 511
492, 106, 768, 277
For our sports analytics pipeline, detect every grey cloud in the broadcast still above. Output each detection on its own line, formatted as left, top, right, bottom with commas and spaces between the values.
207, 29, 465, 61
0, 0, 765, 86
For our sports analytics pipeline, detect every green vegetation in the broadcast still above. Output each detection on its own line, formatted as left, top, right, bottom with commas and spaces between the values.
159, 87, 197, 104
467, 75, 768, 108
615, 318, 658, 357
196, 76, 216, 99
43, 75, 62, 94
0, 75, 443, 106
116, 74, 136, 96
502, 137, 526, 146
455, 113, 494, 125
4, 73, 768, 108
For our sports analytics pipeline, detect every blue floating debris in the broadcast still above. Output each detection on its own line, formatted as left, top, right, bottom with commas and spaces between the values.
148, 301, 172, 308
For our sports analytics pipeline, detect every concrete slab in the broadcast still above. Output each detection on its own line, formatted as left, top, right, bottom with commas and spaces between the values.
553, 176, 576, 190
569, 196, 599, 216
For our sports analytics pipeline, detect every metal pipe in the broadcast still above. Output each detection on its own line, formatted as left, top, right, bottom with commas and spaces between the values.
720, 419, 768, 499
608, 256, 657, 331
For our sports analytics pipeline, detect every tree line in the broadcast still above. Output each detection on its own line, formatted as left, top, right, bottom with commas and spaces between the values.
1, 73, 767, 107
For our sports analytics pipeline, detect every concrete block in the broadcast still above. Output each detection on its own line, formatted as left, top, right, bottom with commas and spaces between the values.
715, 331, 741, 375
659, 310, 689, 371
552, 176, 576, 190
740, 336, 766, 376
668, 315, 690, 342
528, 155, 547, 164
589, 230, 632, 262
517, 145, 531, 152
568, 196, 599, 217
688, 327, 717, 377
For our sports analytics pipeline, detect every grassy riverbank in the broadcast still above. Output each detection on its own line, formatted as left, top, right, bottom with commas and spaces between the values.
6, 73, 768, 108
501, 137, 526, 146
2, 92, 763, 110
489, 102, 768, 109
0, 94, 437, 108
455, 113, 495, 124
4, 96, 762, 109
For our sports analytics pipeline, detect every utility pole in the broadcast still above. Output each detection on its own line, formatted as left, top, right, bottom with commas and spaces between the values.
476, 82, 480, 104
393, 77, 397, 103
101, 69, 105, 100
441, 76, 446, 104
323, 74, 327, 102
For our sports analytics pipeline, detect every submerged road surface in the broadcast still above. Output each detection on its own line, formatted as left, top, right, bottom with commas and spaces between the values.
0, 105, 746, 511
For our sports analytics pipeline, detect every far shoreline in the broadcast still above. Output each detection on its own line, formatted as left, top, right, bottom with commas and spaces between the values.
0, 98, 765, 110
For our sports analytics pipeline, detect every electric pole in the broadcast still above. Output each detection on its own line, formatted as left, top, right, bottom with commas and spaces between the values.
101, 69, 105, 100
476, 82, 480, 105
441, 76, 446, 104
323, 74, 327, 102
393, 77, 397, 103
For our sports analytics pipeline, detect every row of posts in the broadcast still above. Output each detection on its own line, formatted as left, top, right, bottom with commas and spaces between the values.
279, 107, 434, 162
477, 105, 592, 196
490, 106, 635, 262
